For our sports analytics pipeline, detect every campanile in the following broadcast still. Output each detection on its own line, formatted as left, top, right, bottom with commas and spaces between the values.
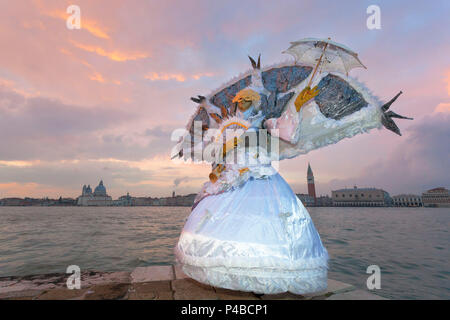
307, 163, 317, 203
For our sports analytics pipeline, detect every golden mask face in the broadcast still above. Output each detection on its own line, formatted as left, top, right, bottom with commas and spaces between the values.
238, 99, 253, 111
232, 88, 260, 112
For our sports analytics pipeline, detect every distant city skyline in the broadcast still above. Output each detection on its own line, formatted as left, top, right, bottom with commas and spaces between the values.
1, 170, 445, 200
0, 1, 448, 198
2, 180, 448, 208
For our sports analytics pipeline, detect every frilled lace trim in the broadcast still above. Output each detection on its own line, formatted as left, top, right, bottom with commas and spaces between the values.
179, 263, 328, 295
194, 163, 277, 206
175, 233, 329, 270
277, 71, 383, 160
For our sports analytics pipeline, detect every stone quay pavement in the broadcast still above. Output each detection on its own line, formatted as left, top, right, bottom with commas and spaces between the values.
0, 265, 387, 300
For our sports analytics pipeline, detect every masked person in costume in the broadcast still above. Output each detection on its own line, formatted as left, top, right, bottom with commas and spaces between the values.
173, 39, 411, 294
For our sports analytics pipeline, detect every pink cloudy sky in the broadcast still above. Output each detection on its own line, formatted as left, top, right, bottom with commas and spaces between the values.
0, 0, 448, 199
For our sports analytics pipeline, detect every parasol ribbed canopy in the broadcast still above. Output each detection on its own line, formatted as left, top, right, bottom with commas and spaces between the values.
282, 37, 367, 76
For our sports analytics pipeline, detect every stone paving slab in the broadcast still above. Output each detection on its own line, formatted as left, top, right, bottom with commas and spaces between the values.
134, 280, 172, 292
80, 271, 131, 287
0, 289, 44, 300
215, 288, 261, 300
326, 289, 388, 300
83, 283, 130, 300
0, 273, 66, 294
36, 287, 89, 300
131, 265, 174, 283
127, 280, 174, 300
172, 278, 220, 300
0, 265, 387, 300
303, 279, 355, 299
0, 271, 131, 296
173, 264, 189, 280
260, 292, 306, 300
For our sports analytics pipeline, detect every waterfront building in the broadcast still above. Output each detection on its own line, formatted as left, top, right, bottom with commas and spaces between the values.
296, 193, 315, 207
133, 197, 154, 206
307, 163, 317, 205
392, 194, 422, 207
422, 187, 450, 208
162, 193, 197, 206
332, 186, 392, 207
0, 197, 71, 206
124, 194, 196, 206
112, 193, 133, 206
316, 195, 333, 207
0, 198, 26, 206
77, 180, 112, 206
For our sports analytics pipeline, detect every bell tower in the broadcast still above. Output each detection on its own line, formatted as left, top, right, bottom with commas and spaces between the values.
307, 163, 317, 204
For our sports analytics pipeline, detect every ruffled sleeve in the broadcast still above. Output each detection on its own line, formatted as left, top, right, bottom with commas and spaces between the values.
264, 103, 300, 145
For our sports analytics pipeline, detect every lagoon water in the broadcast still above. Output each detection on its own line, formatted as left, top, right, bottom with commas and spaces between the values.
0, 206, 448, 299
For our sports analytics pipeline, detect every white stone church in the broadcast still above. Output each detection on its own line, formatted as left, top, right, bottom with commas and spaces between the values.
77, 180, 112, 206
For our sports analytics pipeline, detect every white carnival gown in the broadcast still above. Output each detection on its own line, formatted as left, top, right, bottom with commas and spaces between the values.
174, 103, 329, 295
175, 171, 328, 294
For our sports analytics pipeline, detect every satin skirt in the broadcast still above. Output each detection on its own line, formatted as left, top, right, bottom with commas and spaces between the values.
174, 173, 329, 294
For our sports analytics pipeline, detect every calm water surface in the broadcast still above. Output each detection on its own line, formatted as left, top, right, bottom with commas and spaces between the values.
0, 206, 448, 299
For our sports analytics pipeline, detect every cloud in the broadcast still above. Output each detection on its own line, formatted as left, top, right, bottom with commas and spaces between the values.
89, 72, 105, 83
173, 176, 191, 187
0, 157, 208, 198
0, 82, 142, 161
144, 126, 175, 139
145, 72, 186, 82
434, 103, 450, 114
0, 159, 153, 198
325, 113, 450, 195
71, 41, 149, 62
144, 72, 215, 82
0, 85, 130, 137
192, 73, 215, 80
445, 70, 450, 95
81, 20, 110, 40
45, 10, 110, 39
0, 0, 448, 198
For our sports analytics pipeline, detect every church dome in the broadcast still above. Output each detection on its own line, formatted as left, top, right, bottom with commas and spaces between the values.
93, 180, 107, 196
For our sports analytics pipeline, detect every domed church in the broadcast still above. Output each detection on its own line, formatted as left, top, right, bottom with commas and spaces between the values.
77, 180, 112, 206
